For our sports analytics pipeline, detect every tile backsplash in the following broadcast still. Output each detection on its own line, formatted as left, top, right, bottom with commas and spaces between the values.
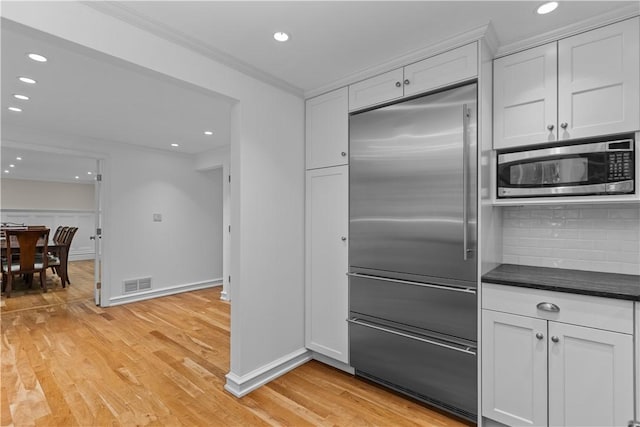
502, 204, 640, 275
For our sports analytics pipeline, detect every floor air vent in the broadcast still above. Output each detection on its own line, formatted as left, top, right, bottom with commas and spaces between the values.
123, 277, 152, 294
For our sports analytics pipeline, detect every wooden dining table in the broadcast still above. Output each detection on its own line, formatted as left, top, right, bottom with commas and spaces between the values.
1, 236, 69, 286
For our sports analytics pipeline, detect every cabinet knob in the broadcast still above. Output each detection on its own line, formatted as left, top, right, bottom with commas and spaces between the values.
404, 79, 410, 85
395, 81, 402, 88
547, 124, 554, 131
341, 236, 347, 241
341, 151, 347, 157
551, 336, 560, 343
536, 332, 544, 340
560, 122, 568, 129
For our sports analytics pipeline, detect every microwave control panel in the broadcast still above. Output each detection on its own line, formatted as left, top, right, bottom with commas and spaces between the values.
607, 151, 633, 182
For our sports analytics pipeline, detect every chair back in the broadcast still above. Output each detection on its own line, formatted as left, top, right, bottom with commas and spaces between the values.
52, 226, 64, 242
5, 228, 50, 272
64, 227, 78, 247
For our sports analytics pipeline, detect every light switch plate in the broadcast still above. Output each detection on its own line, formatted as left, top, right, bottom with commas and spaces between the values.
153, 213, 162, 222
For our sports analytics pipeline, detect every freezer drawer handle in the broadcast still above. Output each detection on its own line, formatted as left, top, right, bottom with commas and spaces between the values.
536, 302, 560, 313
346, 272, 476, 294
347, 318, 476, 356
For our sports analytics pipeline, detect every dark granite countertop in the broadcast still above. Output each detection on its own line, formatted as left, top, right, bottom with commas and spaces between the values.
482, 264, 640, 301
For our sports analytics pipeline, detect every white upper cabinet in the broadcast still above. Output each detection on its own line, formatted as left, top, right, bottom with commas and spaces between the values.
349, 68, 404, 112
404, 42, 478, 97
494, 18, 640, 150
349, 42, 478, 112
493, 43, 558, 149
306, 87, 349, 170
558, 17, 640, 140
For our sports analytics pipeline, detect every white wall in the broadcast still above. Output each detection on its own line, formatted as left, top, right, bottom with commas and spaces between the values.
3, 1, 305, 393
502, 204, 640, 275
1, 178, 94, 210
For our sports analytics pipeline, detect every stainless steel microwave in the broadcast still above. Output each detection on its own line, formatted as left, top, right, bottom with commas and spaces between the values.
497, 137, 635, 198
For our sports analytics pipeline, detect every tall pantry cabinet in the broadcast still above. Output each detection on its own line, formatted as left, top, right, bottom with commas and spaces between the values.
304, 87, 350, 365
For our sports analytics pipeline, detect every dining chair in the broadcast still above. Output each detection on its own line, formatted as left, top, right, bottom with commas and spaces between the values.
48, 226, 77, 287
1, 228, 50, 298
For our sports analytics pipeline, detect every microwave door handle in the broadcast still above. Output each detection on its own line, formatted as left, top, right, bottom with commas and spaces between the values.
462, 104, 470, 261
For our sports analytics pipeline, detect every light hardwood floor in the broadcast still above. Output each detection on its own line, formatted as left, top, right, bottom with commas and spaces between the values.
1, 261, 472, 426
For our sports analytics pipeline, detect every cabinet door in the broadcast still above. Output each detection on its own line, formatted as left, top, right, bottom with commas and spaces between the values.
548, 322, 633, 427
404, 42, 478, 97
349, 68, 403, 112
482, 310, 547, 426
558, 17, 640, 140
493, 42, 557, 149
305, 87, 349, 170
305, 166, 349, 363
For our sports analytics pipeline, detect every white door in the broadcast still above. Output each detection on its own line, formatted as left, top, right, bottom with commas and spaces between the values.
482, 310, 548, 427
305, 87, 349, 170
558, 17, 640, 140
493, 42, 558, 149
93, 160, 103, 306
548, 322, 634, 427
349, 68, 404, 112
404, 42, 478, 97
305, 165, 349, 363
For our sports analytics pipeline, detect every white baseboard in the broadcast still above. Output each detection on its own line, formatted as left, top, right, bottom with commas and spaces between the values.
224, 348, 312, 397
69, 252, 95, 262
311, 352, 355, 375
108, 278, 222, 306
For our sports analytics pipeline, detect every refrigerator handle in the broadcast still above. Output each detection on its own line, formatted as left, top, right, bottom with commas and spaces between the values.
462, 104, 471, 261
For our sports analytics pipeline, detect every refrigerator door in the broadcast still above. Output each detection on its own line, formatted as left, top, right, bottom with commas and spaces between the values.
349, 83, 477, 285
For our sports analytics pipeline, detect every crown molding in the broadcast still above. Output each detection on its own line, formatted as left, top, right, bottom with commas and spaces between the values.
495, 5, 640, 58
304, 23, 490, 99
82, 1, 304, 98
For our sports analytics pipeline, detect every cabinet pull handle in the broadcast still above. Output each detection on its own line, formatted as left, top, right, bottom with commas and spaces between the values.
536, 302, 560, 312
547, 124, 554, 131
395, 81, 402, 88
551, 336, 560, 343
404, 79, 410, 85
560, 122, 568, 129
536, 332, 544, 340
341, 151, 347, 157
341, 236, 347, 241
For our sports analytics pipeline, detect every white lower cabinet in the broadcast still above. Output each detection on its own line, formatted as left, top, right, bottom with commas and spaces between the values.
305, 165, 349, 363
482, 283, 634, 427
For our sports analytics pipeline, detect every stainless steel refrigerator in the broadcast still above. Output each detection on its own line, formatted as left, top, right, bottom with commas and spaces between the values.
348, 82, 478, 421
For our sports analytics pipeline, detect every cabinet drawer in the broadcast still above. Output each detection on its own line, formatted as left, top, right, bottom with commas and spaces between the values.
482, 283, 633, 334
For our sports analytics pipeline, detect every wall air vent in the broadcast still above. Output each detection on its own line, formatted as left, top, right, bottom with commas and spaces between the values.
123, 277, 152, 294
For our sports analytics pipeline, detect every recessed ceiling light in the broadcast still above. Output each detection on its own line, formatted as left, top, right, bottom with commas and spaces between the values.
9, 164, 15, 168
87, 171, 93, 175
8, 107, 22, 112
204, 131, 213, 136
537, 1, 558, 14
28, 53, 47, 62
19, 77, 36, 84
75, 176, 80, 179
3, 170, 9, 174
13, 94, 29, 101
273, 32, 289, 42
171, 143, 180, 147
16, 157, 22, 161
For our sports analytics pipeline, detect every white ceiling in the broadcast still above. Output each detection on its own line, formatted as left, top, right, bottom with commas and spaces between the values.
1, 1, 639, 183
1, 147, 97, 184
94, 1, 639, 94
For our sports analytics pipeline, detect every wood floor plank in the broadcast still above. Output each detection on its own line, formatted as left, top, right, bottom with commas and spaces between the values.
2, 261, 474, 426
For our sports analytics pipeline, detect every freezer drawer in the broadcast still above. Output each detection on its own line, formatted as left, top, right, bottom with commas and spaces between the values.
349, 273, 477, 341
349, 318, 477, 421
